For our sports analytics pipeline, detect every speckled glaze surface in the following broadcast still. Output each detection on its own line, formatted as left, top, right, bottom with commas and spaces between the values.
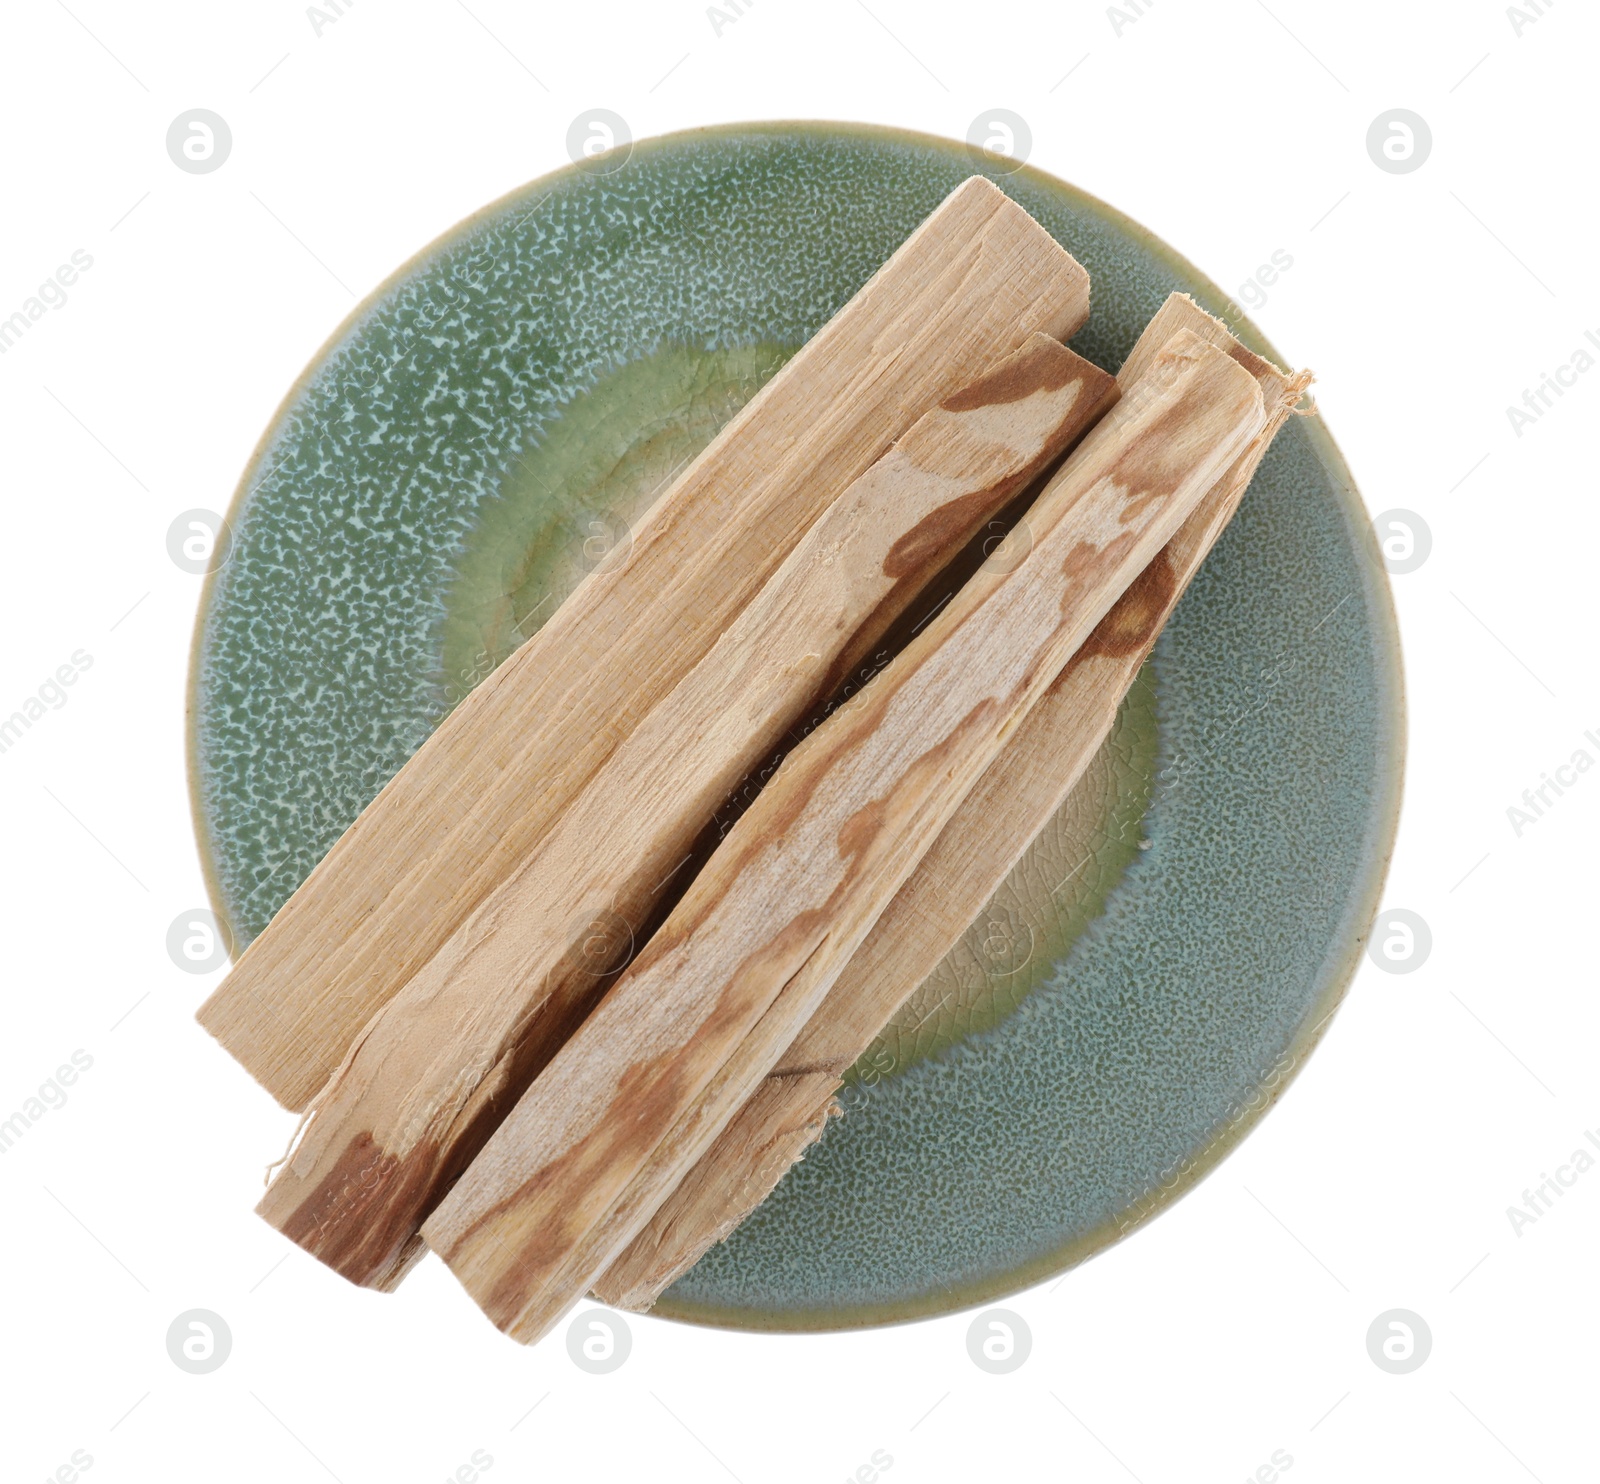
189, 122, 1403, 1331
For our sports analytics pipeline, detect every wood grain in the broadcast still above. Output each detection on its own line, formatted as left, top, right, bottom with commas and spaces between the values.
253, 335, 1119, 1287
593, 294, 1312, 1309
422, 328, 1266, 1343
199, 176, 1092, 1114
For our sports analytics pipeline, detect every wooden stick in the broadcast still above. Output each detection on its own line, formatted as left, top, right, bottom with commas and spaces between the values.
593, 295, 1312, 1309
199, 177, 1092, 1114
422, 329, 1266, 1342
254, 335, 1119, 1287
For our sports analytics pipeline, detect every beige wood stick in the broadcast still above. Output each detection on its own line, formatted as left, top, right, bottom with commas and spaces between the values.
594, 294, 1312, 1309
422, 328, 1266, 1343
254, 335, 1119, 1287
199, 177, 1092, 1114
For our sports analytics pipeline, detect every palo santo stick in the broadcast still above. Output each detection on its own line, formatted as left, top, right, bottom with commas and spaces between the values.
199, 176, 1091, 1114
594, 294, 1313, 1309
422, 329, 1266, 1342
255, 335, 1120, 1287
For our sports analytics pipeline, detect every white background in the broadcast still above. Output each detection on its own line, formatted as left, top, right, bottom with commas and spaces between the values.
1, 1, 1595, 1479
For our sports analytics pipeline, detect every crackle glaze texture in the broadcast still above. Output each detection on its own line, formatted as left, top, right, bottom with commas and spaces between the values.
191, 123, 1402, 1331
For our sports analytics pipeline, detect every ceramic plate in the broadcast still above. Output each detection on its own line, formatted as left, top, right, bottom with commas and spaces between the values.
189, 122, 1403, 1331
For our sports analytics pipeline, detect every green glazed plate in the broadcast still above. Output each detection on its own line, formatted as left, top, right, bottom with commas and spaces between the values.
189, 122, 1404, 1332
